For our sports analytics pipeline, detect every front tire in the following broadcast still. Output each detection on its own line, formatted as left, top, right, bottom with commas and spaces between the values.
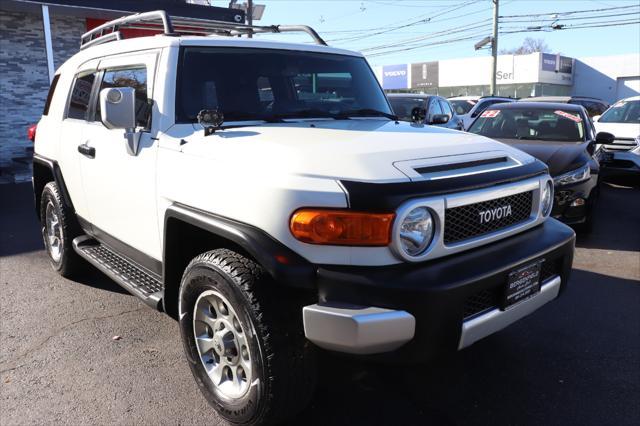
40, 181, 83, 277
178, 249, 316, 425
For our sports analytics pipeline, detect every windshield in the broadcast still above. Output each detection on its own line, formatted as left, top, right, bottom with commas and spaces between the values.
450, 99, 476, 115
468, 108, 585, 142
176, 47, 393, 122
599, 100, 640, 123
388, 97, 427, 121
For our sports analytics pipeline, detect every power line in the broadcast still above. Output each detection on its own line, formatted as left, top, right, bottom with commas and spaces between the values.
325, 0, 481, 43
499, 4, 638, 18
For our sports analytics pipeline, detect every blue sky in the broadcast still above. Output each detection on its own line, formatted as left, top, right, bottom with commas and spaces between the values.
240, 0, 640, 66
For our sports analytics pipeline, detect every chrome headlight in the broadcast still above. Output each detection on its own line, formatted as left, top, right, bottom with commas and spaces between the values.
553, 164, 591, 186
541, 180, 554, 217
394, 206, 435, 259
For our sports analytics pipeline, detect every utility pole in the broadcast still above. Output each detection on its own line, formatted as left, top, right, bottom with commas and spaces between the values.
490, 0, 499, 96
247, 0, 253, 37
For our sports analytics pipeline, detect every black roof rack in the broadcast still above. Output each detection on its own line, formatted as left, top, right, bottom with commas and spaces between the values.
80, 10, 327, 50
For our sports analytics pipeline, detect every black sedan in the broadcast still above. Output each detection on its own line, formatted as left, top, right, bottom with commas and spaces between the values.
468, 102, 614, 231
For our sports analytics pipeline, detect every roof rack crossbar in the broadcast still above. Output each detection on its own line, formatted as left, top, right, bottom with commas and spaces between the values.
80, 10, 327, 50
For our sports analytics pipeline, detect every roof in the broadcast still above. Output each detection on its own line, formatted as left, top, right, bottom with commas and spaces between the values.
387, 93, 435, 99
58, 34, 362, 74
448, 96, 513, 101
490, 102, 585, 112
520, 96, 607, 103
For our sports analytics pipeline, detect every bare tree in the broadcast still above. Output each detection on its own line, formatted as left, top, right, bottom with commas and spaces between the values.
500, 38, 551, 55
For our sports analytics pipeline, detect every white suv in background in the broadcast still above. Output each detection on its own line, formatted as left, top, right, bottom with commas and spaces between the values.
30, 10, 576, 425
593, 96, 640, 177
449, 95, 516, 130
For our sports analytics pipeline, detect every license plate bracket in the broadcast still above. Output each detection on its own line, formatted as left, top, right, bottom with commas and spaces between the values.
502, 260, 543, 310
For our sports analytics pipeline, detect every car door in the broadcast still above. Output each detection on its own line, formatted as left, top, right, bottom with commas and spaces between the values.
57, 60, 100, 221
78, 51, 162, 269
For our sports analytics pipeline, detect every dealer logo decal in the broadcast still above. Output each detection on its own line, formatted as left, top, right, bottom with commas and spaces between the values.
478, 205, 512, 224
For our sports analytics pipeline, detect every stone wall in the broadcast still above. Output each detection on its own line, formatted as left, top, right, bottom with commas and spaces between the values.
0, 10, 85, 181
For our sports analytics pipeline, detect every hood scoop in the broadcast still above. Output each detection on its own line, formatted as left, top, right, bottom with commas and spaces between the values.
394, 151, 524, 182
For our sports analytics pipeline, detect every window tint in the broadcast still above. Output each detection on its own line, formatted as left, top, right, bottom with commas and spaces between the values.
450, 99, 475, 115
430, 98, 443, 115
43, 74, 60, 116
468, 108, 585, 142
176, 47, 392, 122
389, 98, 426, 121
439, 100, 453, 118
474, 99, 505, 117
95, 67, 148, 127
67, 71, 96, 120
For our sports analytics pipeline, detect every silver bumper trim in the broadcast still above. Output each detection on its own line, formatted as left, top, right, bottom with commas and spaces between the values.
302, 303, 415, 355
458, 276, 561, 350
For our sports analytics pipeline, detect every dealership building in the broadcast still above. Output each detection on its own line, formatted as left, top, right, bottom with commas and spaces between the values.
373, 52, 640, 102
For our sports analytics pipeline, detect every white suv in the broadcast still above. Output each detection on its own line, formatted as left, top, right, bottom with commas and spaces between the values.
31, 11, 575, 425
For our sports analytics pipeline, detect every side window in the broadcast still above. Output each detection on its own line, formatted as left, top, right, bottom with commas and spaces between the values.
439, 99, 453, 118
430, 98, 443, 115
67, 71, 96, 120
95, 67, 148, 127
43, 74, 60, 116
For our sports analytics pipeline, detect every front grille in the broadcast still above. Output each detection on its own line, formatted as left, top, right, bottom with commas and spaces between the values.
540, 258, 561, 283
463, 287, 500, 319
444, 191, 533, 244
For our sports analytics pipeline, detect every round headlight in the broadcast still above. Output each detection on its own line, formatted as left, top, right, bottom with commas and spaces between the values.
398, 207, 434, 257
541, 180, 554, 216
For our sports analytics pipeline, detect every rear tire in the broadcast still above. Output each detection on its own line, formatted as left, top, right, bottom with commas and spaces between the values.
178, 249, 316, 425
40, 181, 83, 277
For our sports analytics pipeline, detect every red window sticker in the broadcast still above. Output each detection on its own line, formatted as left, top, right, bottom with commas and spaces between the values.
554, 110, 582, 122
481, 110, 500, 118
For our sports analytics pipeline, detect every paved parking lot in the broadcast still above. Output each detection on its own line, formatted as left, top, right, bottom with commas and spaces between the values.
1, 180, 638, 426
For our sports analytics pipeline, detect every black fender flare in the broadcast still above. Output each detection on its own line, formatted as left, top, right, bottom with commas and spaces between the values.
163, 203, 317, 290
32, 154, 76, 220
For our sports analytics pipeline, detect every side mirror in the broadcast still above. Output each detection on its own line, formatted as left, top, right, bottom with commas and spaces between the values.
411, 107, 427, 124
429, 114, 450, 125
100, 87, 139, 155
595, 131, 615, 145
592, 115, 601, 122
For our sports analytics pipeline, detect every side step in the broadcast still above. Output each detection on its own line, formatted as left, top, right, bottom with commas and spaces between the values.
73, 236, 163, 310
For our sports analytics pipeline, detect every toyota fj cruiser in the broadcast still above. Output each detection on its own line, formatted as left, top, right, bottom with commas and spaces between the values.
31, 11, 575, 425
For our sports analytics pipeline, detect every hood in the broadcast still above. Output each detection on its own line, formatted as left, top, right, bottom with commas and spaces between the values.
493, 138, 589, 176
594, 121, 640, 140
172, 119, 534, 183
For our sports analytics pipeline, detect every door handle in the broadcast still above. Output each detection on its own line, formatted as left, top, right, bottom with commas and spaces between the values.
77, 143, 95, 158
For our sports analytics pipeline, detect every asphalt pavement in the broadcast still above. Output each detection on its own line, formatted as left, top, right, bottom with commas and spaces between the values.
1, 180, 638, 426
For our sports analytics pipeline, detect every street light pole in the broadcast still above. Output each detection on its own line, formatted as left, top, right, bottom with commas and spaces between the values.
247, 0, 253, 37
490, 0, 499, 96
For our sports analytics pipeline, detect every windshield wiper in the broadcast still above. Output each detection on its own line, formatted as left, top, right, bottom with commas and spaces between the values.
336, 108, 398, 121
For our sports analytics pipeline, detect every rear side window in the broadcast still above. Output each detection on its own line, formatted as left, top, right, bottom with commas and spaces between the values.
67, 71, 96, 120
43, 74, 60, 116
94, 67, 148, 127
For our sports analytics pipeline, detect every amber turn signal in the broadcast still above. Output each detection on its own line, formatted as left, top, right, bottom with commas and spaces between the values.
290, 209, 394, 246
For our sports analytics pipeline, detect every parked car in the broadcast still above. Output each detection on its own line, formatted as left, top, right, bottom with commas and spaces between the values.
519, 96, 609, 118
449, 95, 515, 130
593, 96, 640, 178
387, 93, 463, 130
468, 102, 611, 231
30, 10, 575, 426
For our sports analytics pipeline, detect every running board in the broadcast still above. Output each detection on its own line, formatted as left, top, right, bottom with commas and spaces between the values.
73, 236, 163, 309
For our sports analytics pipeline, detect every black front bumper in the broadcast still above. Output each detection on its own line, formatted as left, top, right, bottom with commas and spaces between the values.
551, 176, 598, 225
315, 219, 575, 362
